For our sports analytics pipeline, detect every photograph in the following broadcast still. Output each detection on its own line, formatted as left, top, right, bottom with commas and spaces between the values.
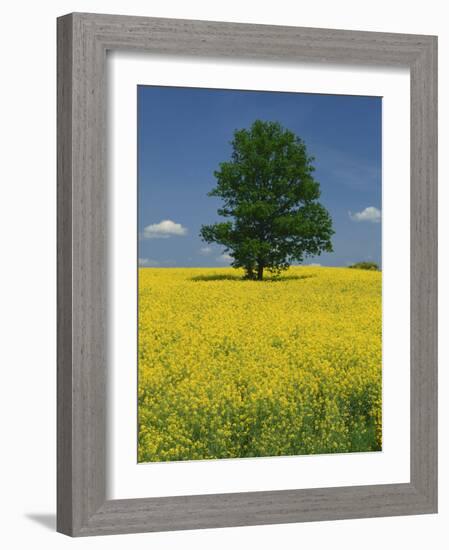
137, 85, 382, 463
0, 1, 441, 544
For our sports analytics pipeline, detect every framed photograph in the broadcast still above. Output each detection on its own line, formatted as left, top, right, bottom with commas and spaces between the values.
57, 12, 437, 536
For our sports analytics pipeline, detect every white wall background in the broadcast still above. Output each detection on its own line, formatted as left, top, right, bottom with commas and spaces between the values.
0, 1, 445, 548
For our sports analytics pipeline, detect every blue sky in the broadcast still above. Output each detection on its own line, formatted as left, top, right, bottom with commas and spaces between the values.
138, 86, 381, 268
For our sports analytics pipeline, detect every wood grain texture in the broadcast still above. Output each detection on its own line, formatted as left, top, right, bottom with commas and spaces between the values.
57, 12, 438, 536
57, 13, 74, 536
409, 37, 438, 508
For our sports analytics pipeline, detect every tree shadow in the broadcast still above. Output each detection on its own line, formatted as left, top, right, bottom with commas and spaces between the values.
190, 273, 316, 283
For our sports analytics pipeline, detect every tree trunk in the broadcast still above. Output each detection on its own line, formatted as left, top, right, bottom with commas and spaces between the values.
257, 263, 264, 280
246, 266, 255, 279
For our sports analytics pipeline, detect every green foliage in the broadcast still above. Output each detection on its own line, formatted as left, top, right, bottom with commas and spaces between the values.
348, 262, 379, 271
200, 120, 334, 280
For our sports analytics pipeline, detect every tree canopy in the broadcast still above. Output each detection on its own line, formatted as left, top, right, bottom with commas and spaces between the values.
200, 120, 334, 280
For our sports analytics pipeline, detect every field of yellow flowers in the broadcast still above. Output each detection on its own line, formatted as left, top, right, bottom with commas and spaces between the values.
138, 266, 382, 462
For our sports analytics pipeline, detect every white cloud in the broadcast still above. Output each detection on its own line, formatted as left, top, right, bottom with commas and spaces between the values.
216, 253, 233, 264
138, 258, 160, 267
307, 263, 322, 267
349, 206, 381, 223
142, 219, 187, 239
199, 246, 213, 255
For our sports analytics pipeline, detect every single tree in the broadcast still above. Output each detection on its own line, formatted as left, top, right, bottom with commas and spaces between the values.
200, 120, 334, 280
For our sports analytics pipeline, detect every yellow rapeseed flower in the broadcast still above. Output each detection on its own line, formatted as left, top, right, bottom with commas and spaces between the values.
138, 266, 382, 462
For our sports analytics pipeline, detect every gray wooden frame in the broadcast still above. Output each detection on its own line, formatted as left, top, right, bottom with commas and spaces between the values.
57, 12, 438, 537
